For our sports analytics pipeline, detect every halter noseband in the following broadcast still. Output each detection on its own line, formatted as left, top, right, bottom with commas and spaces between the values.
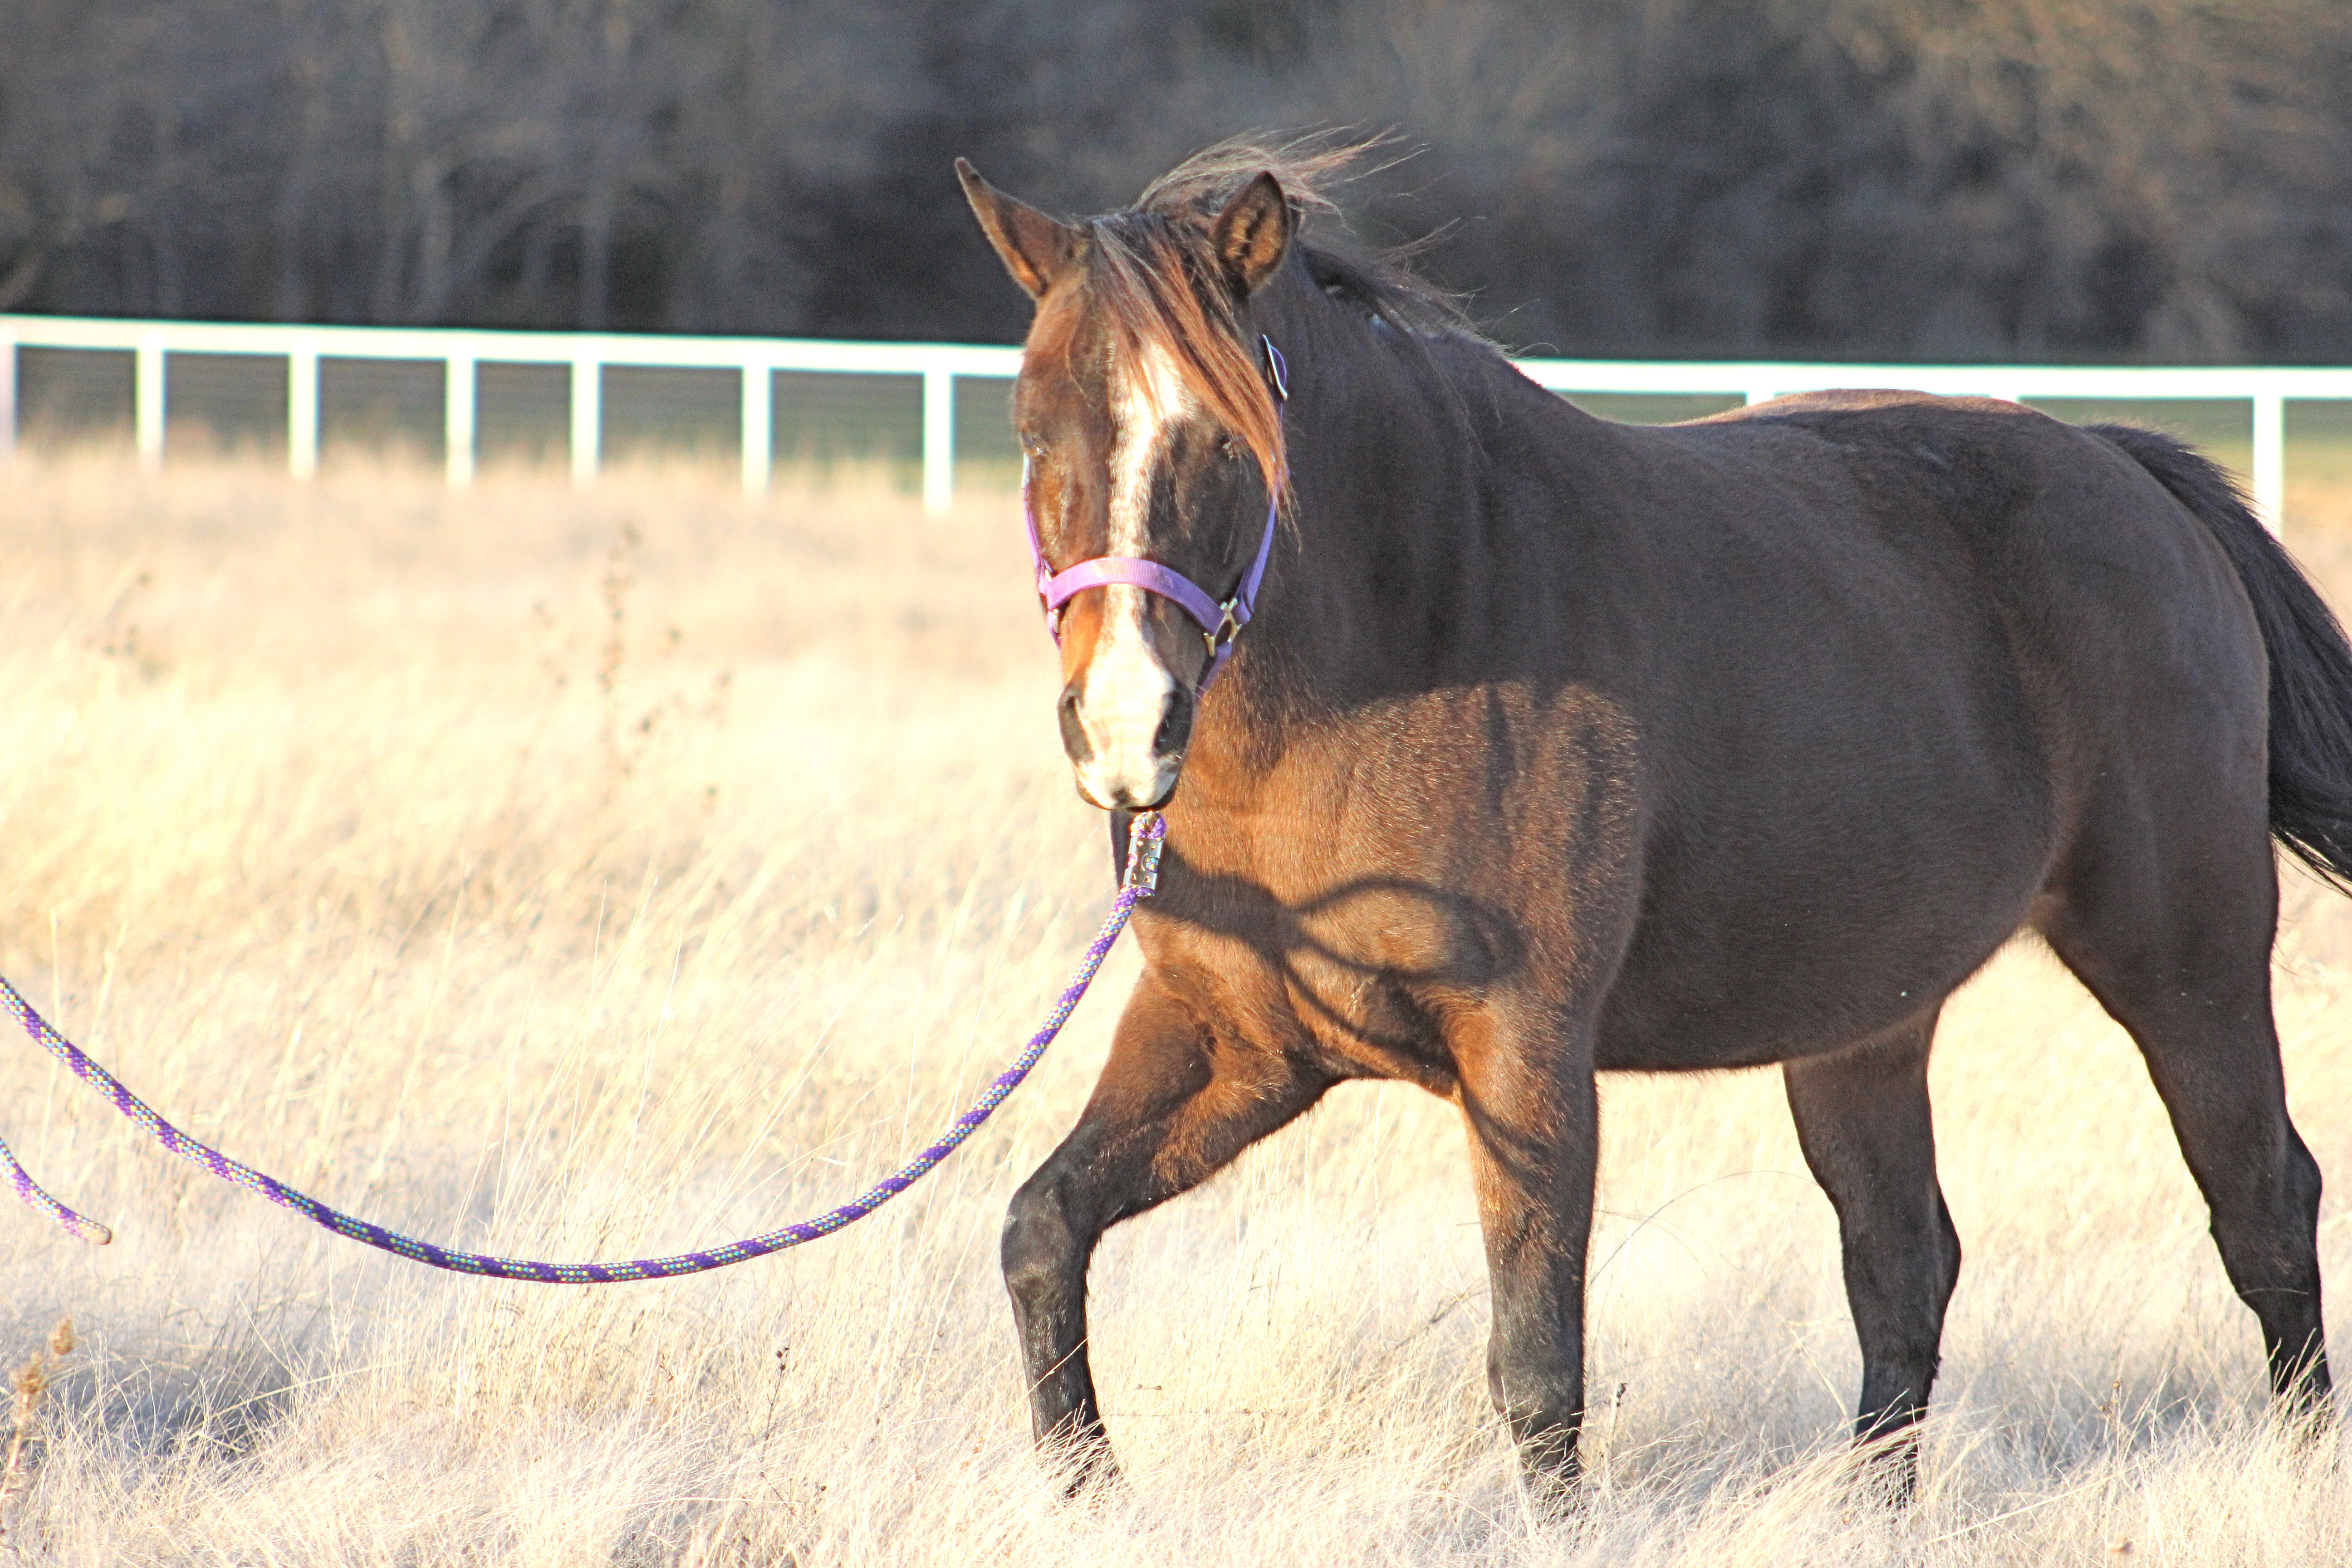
1024, 336, 1289, 694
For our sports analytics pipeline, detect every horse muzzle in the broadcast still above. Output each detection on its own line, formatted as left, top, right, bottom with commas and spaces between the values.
1059, 671, 1194, 811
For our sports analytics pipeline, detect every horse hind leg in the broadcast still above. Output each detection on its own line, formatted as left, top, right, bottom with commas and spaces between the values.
1782, 1013, 1962, 1497
2039, 833, 2330, 1414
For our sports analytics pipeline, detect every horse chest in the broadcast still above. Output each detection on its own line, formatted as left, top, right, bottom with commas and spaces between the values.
1145, 871, 1495, 1092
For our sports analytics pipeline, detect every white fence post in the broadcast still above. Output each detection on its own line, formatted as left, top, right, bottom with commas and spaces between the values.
445, 350, 476, 488
922, 365, 954, 515
288, 335, 319, 479
569, 353, 600, 485
135, 333, 166, 470
2253, 391, 2285, 534
740, 360, 771, 495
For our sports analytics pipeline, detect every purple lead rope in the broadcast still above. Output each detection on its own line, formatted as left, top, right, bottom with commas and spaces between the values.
0, 813, 1166, 1283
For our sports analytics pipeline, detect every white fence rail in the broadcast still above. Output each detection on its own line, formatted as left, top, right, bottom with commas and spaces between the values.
6, 314, 2352, 525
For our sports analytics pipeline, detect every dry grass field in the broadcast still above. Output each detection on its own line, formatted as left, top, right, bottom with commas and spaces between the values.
0, 432, 2349, 1565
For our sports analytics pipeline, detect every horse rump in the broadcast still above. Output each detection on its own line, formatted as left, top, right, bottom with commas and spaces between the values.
2091, 423, 2352, 890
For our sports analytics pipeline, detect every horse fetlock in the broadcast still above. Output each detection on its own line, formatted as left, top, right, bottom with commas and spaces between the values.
1854, 1378, 1932, 1440
1040, 1414, 1117, 1475
1849, 1425, 1926, 1509
1511, 1413, 1583, 1497
2264, 1322, 2332, 1410
1487, 1357, 1583, 1470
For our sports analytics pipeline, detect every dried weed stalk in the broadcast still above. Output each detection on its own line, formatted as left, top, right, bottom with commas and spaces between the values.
599, 519, 642, 794
0, 1318, 75, 1548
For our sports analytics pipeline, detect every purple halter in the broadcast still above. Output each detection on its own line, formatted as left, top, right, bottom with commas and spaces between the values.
1025, 336, 1289, 692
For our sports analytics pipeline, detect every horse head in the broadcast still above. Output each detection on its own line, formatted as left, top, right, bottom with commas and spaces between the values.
958, 157, 1292, 811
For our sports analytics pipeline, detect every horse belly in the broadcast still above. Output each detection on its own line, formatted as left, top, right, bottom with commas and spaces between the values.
1597, 672, 2056, 1070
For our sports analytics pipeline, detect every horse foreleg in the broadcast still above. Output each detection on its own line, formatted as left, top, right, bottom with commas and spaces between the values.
1002, 973, 1330, 1486
1782, 1016, 1961, 1499
1452, 997, 1597, 1496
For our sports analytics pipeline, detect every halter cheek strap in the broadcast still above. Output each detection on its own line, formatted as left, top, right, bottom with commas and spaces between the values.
1025, 337, 1289, 694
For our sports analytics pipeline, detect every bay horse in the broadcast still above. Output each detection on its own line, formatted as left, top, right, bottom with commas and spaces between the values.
956, 140, 2348, 1494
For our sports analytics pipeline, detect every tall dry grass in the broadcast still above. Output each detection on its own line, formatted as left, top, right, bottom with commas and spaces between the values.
0, 444, 2346, 1564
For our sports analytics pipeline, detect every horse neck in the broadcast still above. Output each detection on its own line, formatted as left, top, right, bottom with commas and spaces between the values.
1243, 284, 1511, 695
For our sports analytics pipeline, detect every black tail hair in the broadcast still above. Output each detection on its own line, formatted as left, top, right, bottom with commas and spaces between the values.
2092, 423, 2352, 889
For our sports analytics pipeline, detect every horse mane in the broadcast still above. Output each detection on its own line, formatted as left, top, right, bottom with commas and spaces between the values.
1082, 134, 1484, 499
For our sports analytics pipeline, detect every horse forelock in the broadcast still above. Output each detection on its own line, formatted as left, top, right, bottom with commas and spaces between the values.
1082, 213, 1287, 504
1027, 133, 1494, 522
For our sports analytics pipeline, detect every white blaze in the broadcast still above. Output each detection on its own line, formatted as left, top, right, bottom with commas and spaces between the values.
1073, 345, 1190, 807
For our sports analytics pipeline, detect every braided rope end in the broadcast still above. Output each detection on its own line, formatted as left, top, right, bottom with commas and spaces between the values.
3, 1142, 114, 1246
58, 1213, 113, 1247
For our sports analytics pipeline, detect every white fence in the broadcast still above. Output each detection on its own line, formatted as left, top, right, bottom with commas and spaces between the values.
5, 313, 2352, 525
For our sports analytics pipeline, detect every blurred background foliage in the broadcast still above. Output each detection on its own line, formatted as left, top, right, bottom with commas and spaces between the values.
3, 0, 2350, 361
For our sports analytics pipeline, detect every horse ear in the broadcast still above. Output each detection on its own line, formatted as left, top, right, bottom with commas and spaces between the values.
1209, 172, 1293, 295
957, 158, 1083, 300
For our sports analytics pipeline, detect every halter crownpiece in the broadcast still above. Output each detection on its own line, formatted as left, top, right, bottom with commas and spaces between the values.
1025, 335, 1289, 693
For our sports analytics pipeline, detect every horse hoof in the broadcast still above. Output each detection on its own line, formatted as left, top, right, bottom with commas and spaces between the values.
1519, 1443, 1583, 1524
1848, 1430, 1923, 1508
1043, 1430, 1121, 1500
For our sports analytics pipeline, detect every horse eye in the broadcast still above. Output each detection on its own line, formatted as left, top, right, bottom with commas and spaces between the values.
1218, 435, 1242, 461
1020, 434, 1049, 460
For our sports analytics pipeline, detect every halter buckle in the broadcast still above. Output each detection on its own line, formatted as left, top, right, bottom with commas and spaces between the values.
1207, 598, 1244, 658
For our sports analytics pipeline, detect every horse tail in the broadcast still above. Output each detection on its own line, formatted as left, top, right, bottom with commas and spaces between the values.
2091, 422, 2352, 890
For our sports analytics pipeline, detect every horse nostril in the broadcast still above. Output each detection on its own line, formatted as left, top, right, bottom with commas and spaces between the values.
1057, 686, 1091, 764
1152, 696, 1194, 760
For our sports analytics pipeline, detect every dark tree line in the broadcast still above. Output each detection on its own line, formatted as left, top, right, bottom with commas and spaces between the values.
5, 0, 2351, 361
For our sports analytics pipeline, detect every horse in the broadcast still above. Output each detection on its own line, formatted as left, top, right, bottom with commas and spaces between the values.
954, 139, 2349, 1496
